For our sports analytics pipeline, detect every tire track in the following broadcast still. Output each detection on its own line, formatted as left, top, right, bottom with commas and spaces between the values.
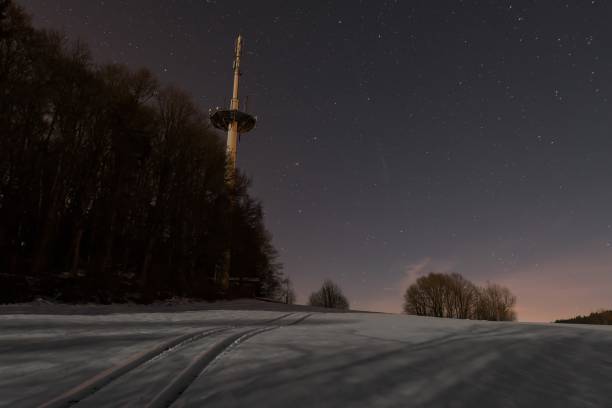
38, 327, 230, 408
146, 327, 275, 408
39, 312, 297, 408
146, 312, 312, 408
287, 313, 312, 326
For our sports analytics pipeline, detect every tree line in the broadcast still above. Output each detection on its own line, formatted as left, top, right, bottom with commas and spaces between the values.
304, 274, 516, 322
555, 310, 612, 325
404, 272, 517, 321
0, 1, 286, 303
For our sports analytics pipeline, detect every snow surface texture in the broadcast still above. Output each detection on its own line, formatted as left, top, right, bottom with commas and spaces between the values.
1, 300, 612, 407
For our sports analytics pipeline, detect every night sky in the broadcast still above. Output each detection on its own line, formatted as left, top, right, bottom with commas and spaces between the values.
18, 0, 612, 321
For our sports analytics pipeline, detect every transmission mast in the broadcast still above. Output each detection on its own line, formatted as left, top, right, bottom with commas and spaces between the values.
210, 34, 257, 180
209, 35, 257, 290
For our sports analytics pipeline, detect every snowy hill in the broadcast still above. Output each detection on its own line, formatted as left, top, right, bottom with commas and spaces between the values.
1, 300, 611, 407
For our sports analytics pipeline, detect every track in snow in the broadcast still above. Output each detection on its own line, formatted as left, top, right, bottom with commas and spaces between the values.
38, 327, 229, 408
37, 312, 310, 408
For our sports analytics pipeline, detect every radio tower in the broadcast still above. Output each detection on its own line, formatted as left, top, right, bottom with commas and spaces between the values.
210, 35, 256, 290
210, 34, 257, 180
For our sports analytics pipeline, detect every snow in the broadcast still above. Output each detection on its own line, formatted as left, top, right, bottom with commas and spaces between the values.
1, 300, 611, 407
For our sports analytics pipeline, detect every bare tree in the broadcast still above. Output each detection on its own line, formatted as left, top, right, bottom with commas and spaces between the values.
403, 273, 451, 317
474, 283, 517, 321
278, 276, 296, 305
308, 279, 349, 310
404, 272, 516, 321
446, 273, 477, 319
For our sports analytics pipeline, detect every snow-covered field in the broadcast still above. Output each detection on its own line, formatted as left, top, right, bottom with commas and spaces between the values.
1, 300, 611, 407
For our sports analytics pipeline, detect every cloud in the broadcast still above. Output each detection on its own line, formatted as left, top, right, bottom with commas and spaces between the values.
397, 257, 456, 293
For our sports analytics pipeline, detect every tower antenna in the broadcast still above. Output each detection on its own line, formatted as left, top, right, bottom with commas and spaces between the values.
210, 34, 257, 179
209, 35, 257, 290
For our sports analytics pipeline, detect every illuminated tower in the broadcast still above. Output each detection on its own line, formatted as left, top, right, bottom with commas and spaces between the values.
210, 35, 256, 290
210, 34, 257, 180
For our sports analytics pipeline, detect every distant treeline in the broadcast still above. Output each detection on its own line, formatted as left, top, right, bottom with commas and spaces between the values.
555, 310, 612, 325
404, 272, 517, 321
0, 2, 285, 303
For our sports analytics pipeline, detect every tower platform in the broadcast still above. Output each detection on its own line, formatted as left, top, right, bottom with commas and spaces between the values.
210, 109, 256, 133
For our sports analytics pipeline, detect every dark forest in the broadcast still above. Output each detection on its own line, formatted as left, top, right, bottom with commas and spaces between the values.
0, 1, 285, 303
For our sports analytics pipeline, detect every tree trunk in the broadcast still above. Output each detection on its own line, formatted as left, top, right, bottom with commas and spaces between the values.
70, 227, 84, 275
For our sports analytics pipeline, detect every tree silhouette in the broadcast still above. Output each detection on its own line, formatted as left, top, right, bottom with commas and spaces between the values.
308, 280, 349, 310
278, 277, 297, 305
474, 283, 517, 321
403, 273, 516, 321
0, 1, 286, 303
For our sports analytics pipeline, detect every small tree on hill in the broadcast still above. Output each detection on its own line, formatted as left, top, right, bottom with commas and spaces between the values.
279, 276, 296, 305
308, 279, 349, 310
